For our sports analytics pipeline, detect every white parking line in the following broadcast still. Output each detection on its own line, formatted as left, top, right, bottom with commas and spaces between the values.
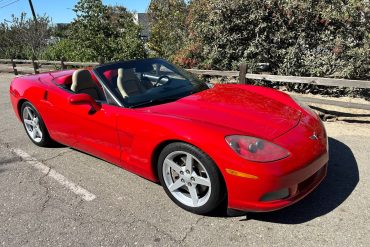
10, 148, 96, 201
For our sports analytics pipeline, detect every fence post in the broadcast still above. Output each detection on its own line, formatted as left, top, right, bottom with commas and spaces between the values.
11, 58, 18, 76
32, 56, 39, 74
239, 63, 247, 84
98, 56, 105, 65
60, 57, 67, 70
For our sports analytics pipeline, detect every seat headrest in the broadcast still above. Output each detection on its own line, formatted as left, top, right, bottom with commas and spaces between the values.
118, 68, 123, 77
71, 69, 96, 92
117, 68, 139, 81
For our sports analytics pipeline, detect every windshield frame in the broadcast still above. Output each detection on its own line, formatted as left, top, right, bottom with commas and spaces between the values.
92, 58, 208, 108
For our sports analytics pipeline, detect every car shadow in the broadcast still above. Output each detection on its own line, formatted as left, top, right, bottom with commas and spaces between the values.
45, 142, 66, 148
242, 137, 359, 224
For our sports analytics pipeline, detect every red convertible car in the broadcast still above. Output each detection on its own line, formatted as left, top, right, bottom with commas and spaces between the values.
9, 58, 328, 215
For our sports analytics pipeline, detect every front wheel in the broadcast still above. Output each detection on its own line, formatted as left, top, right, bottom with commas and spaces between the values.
158, 142, 225, 215
21, 101, 53, 147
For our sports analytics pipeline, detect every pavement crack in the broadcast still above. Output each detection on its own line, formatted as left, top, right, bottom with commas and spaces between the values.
40, 149, 73, 163
39, 165, 52, 212
135, 218, 185, 245
180, 216, 205, 243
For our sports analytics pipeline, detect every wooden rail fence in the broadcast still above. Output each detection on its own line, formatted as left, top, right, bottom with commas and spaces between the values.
0, 58, 369, 110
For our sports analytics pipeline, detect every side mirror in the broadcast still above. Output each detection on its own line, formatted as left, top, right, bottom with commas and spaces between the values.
69, 93, 101, 113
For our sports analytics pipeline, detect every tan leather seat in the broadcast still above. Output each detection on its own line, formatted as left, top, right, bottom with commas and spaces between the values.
71, 69, 104, 100
117, 68, 145, 98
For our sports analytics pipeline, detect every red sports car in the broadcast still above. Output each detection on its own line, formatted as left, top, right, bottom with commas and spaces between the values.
9, 58, 328, 215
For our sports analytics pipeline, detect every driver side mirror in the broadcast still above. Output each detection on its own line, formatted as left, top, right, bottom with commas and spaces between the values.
69, 93, 102, 113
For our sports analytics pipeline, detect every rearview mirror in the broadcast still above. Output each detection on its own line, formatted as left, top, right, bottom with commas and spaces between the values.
69, 93, 101, 113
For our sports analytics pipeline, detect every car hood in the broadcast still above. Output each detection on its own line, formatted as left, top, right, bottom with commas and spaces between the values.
146, 84, 302, 140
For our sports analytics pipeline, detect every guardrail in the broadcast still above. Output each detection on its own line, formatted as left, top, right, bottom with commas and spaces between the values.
0, 58, 369, 110
187, 68, 370, 89
0, 58, 101, 74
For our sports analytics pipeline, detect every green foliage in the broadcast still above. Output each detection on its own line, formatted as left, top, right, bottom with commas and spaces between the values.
0, 13, 51, 59
148, 0, 188, 59
172, 0, 211, 67
51, 24, 71, 39
176, 0, 369, 79
42, 39, 79, 61
1, 0, 368, 82
43, 0, 146, 62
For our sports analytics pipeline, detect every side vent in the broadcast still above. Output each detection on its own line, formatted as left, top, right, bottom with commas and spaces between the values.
43, 90, 48, 100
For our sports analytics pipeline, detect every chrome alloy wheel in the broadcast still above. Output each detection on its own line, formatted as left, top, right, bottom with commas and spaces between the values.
162, 151, 212, 207
22, 106, 43, 143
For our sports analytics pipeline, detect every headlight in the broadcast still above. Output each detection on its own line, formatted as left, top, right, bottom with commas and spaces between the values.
225, 135, 290, 162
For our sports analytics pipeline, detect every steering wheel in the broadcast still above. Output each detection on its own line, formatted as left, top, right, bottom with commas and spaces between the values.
154, 75, 171, 87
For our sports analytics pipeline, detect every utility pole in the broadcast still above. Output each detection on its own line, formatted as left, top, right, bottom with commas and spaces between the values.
28, 0, 38, 60
28, 0, 37, 22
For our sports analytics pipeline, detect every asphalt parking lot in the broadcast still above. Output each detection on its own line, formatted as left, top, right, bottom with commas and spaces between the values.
1, 73, 369, 247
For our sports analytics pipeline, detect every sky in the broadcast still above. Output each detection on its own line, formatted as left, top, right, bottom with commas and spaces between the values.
0, 0, 151, 23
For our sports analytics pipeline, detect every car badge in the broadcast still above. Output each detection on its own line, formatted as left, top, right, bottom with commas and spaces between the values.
309, 132, 319, 140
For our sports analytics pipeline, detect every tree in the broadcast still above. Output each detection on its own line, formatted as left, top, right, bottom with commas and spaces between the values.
148, 0, 188, 59
172, 0, 211, 67
44, 0, 146, 62
0, 13, 51, 59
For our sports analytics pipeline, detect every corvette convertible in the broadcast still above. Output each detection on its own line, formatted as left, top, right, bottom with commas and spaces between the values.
9, 58, 328, 215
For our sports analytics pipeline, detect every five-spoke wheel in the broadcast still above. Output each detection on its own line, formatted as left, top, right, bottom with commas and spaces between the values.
23, 105, 43, 143
158, 142, 225, 214
21, 102, 52, 147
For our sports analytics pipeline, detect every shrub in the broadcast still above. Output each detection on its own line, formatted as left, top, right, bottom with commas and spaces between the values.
178, 0, 369, 80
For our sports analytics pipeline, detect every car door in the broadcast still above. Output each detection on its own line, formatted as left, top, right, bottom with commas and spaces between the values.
68, 102, 121, 165
42, 83, 120, 164
41, 85, 81, 147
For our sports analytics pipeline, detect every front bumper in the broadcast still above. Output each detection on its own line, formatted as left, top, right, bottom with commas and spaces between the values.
227, 153, 328, 212
222, 111, 328, 212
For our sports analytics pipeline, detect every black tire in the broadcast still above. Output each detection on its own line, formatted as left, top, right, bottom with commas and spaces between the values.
21, 101, 53, 147
158, 142, 226, 215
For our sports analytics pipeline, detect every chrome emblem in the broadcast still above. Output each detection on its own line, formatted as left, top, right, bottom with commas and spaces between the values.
310, 132, 319, 140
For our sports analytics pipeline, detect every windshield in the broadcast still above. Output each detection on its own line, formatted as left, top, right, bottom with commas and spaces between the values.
93, 58, 209, 108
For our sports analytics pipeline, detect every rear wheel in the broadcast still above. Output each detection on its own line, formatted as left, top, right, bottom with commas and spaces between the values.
158, 142, 225, 215
21, 102, 53, 147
